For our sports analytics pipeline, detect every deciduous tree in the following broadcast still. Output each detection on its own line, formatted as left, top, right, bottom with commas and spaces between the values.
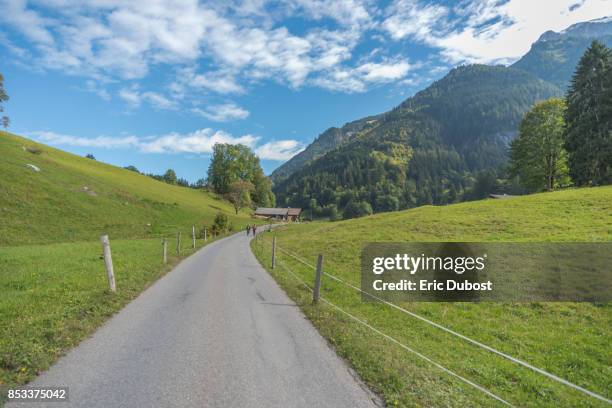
163, 169, 177, 185
207, 143, 275, 207
227, 180, 254, 214
510, 98, 570, 192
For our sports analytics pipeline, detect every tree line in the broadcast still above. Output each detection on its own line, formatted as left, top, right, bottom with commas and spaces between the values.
510, 40, 612, 191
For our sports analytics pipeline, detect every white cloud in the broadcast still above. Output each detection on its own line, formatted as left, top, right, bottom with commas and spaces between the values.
84, 80, 111, 101
0, 0, 54, 45
312, 59, 413, 92
118, 86, 176, 109
2, 0, 609, 100
0, 0, 404, 97
287, 0, 373, 27
30, 130, 139, 148
142, 92, 176, 110
192, 103, 250, 122
357, 60, 412, 82
139, 129, 258, 153
118, 86, 141, 107
29, 127, 303, 161
255, 139, 304, 161
382, 0, 448, 41
175, 68, 244, 94
382, 0, 612, 64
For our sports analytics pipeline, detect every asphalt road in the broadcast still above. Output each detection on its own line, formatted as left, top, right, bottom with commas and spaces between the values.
9, 231, 379, 408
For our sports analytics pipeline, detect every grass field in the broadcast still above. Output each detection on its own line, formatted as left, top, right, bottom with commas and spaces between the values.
0, 132, 259, 400
251, 187, 612, 407
0, 235, 227, 393
0, 132, 256, 245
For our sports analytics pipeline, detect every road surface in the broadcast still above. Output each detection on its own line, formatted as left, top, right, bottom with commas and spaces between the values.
9, 232, 379, 408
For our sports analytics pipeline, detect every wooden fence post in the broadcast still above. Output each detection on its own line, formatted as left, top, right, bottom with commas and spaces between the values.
162, 238, 167, 264
177, 231, 181, 255
271, 235, 276, 269
100, 235, 116, 292
313, 254, 323, 304
192, 225, 196, 249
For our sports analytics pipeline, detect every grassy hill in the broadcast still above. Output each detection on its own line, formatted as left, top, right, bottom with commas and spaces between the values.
0, 132, 253, 246
252, 187, 612, 407
0, 132, 258, 397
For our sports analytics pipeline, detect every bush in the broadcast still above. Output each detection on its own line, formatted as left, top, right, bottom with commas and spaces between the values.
26, 146, 42, 155
374, 195, 399, 212
343, 200, 373, 220
212, 212, 229, 234
328, 204, 340, 221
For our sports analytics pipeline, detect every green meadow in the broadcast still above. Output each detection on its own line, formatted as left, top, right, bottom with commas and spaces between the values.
0, 132, 258, 395
0, 132, 254, 245
251, 187, 612, 407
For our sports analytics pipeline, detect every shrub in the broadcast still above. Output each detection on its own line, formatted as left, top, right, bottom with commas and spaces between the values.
212, 212, 229, 234
343, 200, 373, 220
26, 146, 42, 155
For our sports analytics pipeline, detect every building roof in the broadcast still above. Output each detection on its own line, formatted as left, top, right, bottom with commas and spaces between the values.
287, 208, 302, 216
255, 208, 288, 216
489, 193, 516, 199
254, 207, 302, 217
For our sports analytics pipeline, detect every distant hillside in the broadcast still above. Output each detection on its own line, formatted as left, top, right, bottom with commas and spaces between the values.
0, 132, 254, 245
512, 17, 612, 89
273, 65, 561, 211
270, 115, 380, 185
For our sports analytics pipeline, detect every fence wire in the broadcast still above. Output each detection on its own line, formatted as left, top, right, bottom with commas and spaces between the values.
271, 241, 611, 405
269, 245, 513, 407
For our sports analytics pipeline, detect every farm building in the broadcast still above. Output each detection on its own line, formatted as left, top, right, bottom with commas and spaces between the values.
254, 207, 302, 222
489, 193, 516, 199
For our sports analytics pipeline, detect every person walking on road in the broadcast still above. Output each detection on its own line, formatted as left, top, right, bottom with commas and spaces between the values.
246, 225, 251, 236
252, 224, 257, 235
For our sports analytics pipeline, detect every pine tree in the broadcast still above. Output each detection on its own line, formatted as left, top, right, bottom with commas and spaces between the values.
564, 41, 612, 186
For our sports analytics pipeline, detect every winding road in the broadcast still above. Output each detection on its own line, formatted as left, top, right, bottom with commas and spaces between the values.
9, 232, 379, 408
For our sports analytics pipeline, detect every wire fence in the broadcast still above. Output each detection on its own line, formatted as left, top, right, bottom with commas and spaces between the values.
254, 234, 611, 406
97, 225, 234, 293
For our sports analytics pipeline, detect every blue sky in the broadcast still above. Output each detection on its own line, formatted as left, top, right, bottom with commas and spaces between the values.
1, 0, 610, 181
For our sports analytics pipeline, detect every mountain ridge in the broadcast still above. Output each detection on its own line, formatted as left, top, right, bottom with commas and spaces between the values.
512, 16, 612, 89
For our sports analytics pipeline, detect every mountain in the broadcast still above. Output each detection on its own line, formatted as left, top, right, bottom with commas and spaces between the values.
0, 132, 253, 245
273, 65, 562, 212
270, 115, 380, 185
512, 17, 612, 89
270, 17, 612, 188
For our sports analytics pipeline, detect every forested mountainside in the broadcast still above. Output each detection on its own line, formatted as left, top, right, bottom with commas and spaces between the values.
273, 65, 561, 213
269, 115, 380, 184
512, 17, 612, 89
